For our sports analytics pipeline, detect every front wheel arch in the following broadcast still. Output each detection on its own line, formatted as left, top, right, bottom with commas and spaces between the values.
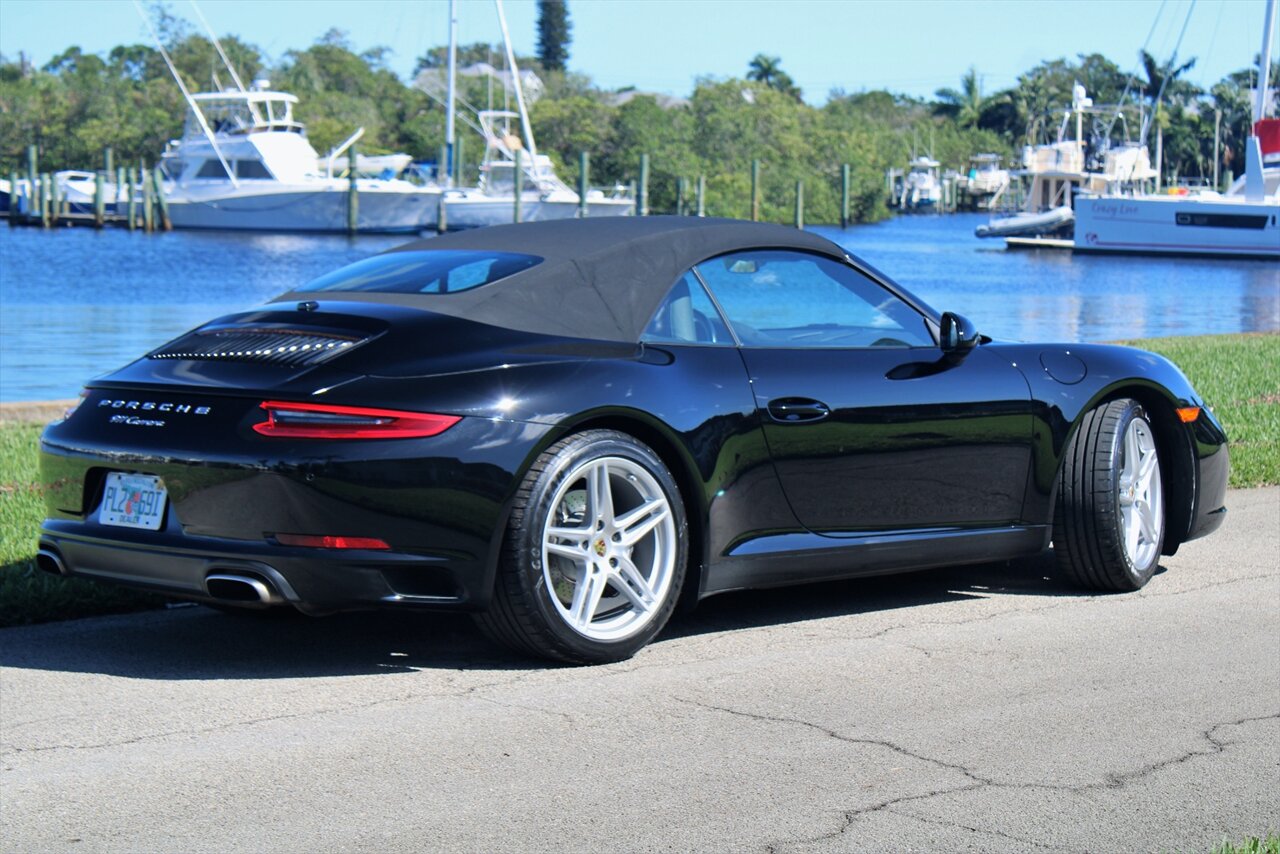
1049, 383, 1197, 556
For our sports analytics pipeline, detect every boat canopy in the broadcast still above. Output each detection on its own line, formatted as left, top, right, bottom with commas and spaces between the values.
184, 91, 305, 140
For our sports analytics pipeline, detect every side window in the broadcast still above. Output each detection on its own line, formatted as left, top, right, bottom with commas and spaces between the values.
641, 272, 733, 346
235, 159, 273, 179
695, 250, 933, 348
196, 159, 231, 180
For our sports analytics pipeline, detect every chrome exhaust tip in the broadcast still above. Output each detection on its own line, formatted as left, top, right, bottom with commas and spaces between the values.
36, 547, 67, 576
205, 573, 283, 606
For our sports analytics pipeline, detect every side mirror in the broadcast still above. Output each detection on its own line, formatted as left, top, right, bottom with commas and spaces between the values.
939, 312, 980, 358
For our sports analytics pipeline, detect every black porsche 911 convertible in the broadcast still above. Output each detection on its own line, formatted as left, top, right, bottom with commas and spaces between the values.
37, 217, 1229, 663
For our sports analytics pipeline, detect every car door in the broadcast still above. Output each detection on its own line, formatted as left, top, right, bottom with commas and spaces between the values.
694, 249, 1034, 536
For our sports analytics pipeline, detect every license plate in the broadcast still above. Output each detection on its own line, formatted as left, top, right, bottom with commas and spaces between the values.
99, 473, 168, 531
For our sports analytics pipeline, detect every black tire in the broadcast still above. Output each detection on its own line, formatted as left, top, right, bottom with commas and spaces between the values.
475, 430, 688, 664
1053, 398, 1166, 591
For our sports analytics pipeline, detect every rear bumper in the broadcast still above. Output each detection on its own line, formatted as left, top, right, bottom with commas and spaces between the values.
38, 400, 553, 614
39, 519, 485, 614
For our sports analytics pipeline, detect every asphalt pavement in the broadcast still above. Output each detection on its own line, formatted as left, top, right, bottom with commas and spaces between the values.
2, 487, 1277, 853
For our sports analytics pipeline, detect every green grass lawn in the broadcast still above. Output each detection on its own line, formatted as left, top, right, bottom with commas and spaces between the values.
1117, 333, 1279, 488
1, 332, 1275, 628
0, 422, 165, 626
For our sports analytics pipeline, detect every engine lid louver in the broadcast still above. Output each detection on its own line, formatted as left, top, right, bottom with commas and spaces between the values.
149, 326, 370, 367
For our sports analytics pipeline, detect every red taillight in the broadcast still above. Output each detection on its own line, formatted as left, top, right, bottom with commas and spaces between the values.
253, 400, 460, 439
274, 533, 391, 550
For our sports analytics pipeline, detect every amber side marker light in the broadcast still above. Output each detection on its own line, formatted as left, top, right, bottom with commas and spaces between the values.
254, 400, 460, 439
1176, 406, 1202, 423
274, 533, 391, 550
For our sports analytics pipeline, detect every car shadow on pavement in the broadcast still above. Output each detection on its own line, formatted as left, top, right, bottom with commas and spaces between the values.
0, 549, 1126, 680
664, 548, 1093, 640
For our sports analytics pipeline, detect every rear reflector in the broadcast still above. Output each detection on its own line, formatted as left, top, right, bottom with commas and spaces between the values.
1176, 406, 1201, 423
253, 400, 460, 439
274, 534, 391, 550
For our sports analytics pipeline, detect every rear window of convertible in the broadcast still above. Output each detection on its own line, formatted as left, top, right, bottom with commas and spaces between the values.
297, 250, 542, 295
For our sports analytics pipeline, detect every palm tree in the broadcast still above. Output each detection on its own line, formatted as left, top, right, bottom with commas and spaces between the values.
934, 67, 987, 129
746, 54, 802, 101
1139, 50, 1198, 108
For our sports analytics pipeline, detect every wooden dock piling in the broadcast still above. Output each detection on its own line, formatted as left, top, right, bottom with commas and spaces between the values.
7, 172, 17, 226
513, 148, 523, 223
93, 172, 105, 227
347, 146, 358, 235
750, 159, 760, 222
42, 173, 53, 228
840, 164, 850, 229
126, 168, 137, 231
675, 177, 686, 216
152, 166, 170, 231
637, 154, 649, 217
26, 146, 37, 219
437, 197, 448, 233
794, 180, 804, 229
578, 151, 589, 218
142, 161, 154, 232
696, 175, 706, 217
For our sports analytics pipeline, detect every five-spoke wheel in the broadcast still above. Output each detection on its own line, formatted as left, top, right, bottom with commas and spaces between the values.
476, 430, 687, 663
1054, 398, 1166, 590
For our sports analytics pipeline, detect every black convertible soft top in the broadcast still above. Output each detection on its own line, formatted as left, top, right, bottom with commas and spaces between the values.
277, 216, 851, 343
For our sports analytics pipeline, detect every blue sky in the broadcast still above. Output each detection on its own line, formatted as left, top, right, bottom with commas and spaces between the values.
0, 0, 1272, 103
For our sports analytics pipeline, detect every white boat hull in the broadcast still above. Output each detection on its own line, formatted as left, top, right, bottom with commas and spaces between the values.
1074, 195, 1280, 258
165, 185, 440, 233
441, 196, 633, 229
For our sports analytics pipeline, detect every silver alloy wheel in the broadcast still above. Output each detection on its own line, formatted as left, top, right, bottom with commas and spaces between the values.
541, 456, 677, 642
1118, 417, 1163, 570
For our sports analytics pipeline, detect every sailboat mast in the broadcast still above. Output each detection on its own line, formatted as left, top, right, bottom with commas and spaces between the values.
446, 0, 457, 188
1256, 0, 1277, 124
494, 0, 537, 164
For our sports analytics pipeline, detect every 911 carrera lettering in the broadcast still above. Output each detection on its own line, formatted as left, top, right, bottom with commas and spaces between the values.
109, 415, 166, 428
98, 400, 211, 415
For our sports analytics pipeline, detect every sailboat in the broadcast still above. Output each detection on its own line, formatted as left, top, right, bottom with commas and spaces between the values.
429, 0, 632, 229
158, 85, 440, 233
1071, 0, 1279, 259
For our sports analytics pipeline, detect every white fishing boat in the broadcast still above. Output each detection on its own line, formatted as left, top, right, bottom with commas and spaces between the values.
158, 87, 440, 233
898, 156, 942, 209
964, 154, 1010, 209
1073, 0, 1279, 259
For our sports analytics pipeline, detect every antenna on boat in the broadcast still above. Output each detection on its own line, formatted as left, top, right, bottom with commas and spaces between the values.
493, 0, 538, 164
132, 0, 238, 188
188, 0, 247, 93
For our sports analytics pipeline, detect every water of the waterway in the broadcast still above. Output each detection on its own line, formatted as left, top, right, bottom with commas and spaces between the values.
1, 213, 1276, 402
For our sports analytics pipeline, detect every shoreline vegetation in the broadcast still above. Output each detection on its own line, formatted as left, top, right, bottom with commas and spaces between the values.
2, 22, 1275, 226
0, 333, 1275, 629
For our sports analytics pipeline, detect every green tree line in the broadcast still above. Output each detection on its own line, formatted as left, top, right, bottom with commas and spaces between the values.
0, 23, 1270, 225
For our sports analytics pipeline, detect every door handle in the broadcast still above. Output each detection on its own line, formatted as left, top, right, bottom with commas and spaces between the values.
767, 397, 831, 423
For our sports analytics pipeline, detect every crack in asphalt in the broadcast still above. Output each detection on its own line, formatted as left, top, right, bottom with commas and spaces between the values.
0, 670, 544, 757
678, 698, 1280, 853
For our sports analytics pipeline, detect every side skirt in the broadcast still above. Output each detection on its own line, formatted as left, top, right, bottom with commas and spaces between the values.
702, 524, 1050, 596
